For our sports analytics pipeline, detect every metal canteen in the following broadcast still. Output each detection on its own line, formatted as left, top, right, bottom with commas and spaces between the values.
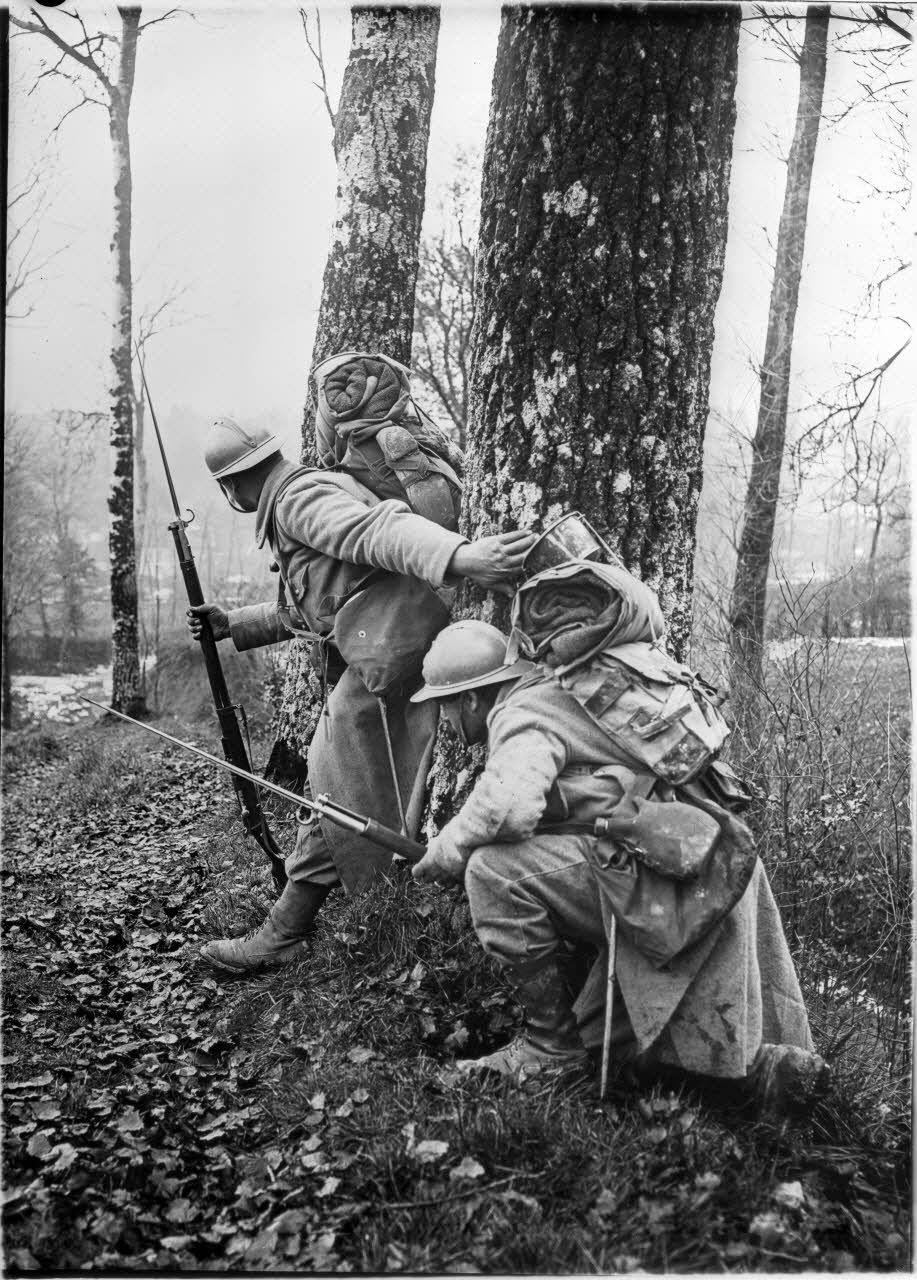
521, 511, 616, 577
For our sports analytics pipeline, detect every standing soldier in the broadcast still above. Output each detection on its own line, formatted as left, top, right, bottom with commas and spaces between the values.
408, 569, 828, 1113
190, 353, 535, 974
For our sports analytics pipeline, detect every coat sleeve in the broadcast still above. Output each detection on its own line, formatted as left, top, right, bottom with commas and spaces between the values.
275, 476, 467, 588
444, 696, 570, 853
227, 602, 294, 651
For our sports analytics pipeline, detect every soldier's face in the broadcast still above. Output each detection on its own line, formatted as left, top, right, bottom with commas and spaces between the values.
218, 477, 258, 513
440, 692, 488, 746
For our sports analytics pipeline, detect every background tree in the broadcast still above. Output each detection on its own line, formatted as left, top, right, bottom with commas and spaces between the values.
6, 153, 68, 321
269, 2, 441, 777
728, 6, 831, 720
2, 418, 54, 728
426, 2, 741, 825
9, 5, 179, 716
412, 153, 478, 447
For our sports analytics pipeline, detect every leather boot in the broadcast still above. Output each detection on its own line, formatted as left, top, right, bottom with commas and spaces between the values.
200, 881, 331, 974
457, 956, 590, 1080
747, 1042, 830, 1117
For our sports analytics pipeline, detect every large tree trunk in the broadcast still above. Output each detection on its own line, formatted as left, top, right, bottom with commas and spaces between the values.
107, 6, 146, 716
426, 3, 741, 830
729, 7, 830, 722
268, 4, 440, 780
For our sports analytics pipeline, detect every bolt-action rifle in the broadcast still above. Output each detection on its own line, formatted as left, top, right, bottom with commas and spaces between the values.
134, 347, 288, 891
79, 696, 426, 864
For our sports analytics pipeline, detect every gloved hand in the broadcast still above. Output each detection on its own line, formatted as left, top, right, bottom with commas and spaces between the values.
187, 603, 230, 642
411, 826, 469, 886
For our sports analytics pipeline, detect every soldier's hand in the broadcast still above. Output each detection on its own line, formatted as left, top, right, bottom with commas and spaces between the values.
450, 530, 537, 596
187, 603, 230, 642
411, 829, 468, 886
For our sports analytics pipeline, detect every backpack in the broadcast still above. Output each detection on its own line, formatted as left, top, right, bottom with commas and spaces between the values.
312, 351, 463, 531
558, 642, 731, 786
553, 644, 757, 966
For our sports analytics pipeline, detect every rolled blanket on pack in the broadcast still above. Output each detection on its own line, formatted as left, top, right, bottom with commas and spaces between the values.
520, 579, 618, 664
315, 354, 413, 467
515, 562, 664, 667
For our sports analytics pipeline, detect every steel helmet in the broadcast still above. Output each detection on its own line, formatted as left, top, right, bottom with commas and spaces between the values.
205, 417, 279, 480
410, 621, 534, 703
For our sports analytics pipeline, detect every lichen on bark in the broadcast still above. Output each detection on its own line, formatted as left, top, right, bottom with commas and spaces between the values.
464, 3, 740, 659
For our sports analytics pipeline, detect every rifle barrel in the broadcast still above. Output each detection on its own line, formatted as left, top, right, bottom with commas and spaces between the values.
80, 695, 313, 809
77, 696, 426, 864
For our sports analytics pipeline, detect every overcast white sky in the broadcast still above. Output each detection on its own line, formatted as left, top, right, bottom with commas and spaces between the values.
5, 1, 913, 485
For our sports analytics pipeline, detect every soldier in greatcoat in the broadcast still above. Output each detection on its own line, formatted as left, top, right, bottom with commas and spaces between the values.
409, 605, 828, 1113
189, 416, 534, 973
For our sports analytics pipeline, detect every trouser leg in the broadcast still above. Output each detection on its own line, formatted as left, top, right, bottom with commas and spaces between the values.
284, 781, 344, 889
458, 836, 610, 1077
465, 834, 606, 966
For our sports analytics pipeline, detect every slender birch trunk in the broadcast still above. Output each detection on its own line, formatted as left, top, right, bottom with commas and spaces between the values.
729, 6, 830, 725
107, 6, 145, 716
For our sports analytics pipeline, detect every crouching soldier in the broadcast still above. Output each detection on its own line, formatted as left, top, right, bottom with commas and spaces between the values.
189, 353, 535, 974
409, 604, 828, 1113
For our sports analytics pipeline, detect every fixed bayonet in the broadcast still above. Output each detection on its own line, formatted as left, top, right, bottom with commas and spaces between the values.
133, 347, 288, 889
79, 696, 426, 864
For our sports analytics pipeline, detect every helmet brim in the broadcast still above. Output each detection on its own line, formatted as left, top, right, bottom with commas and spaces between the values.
410, 658, 534, 703
210, 435, 280, 480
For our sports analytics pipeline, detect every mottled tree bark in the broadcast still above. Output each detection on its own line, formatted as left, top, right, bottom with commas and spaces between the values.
729, 6, 829, 722
427, 3, 741, 831
469, 4, 738, 646
107, 7, 145, 716
269, 4, 440, 778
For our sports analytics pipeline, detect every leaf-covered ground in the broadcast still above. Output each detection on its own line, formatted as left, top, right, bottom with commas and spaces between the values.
1, 716, 911, 1273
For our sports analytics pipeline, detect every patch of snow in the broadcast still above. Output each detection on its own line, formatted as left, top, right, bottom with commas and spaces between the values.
769, 636, 910, 660
12, 665, 113, 725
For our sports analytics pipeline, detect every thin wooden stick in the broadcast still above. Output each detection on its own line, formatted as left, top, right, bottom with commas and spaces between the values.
600, 912, 617, 1101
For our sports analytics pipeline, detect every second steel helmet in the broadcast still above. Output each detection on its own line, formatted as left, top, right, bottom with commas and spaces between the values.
410, 621, 534, 703
205, 417, 279, 480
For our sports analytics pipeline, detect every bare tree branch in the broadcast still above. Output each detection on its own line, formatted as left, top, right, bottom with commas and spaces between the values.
791, 336, 912, 475
138, 9, 191, 34
871, 4, 914, 41
9, 8, 114, 96
299, 7, 337, 147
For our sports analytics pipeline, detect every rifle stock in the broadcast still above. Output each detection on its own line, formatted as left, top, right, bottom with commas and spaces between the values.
136, 348, 287, 890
